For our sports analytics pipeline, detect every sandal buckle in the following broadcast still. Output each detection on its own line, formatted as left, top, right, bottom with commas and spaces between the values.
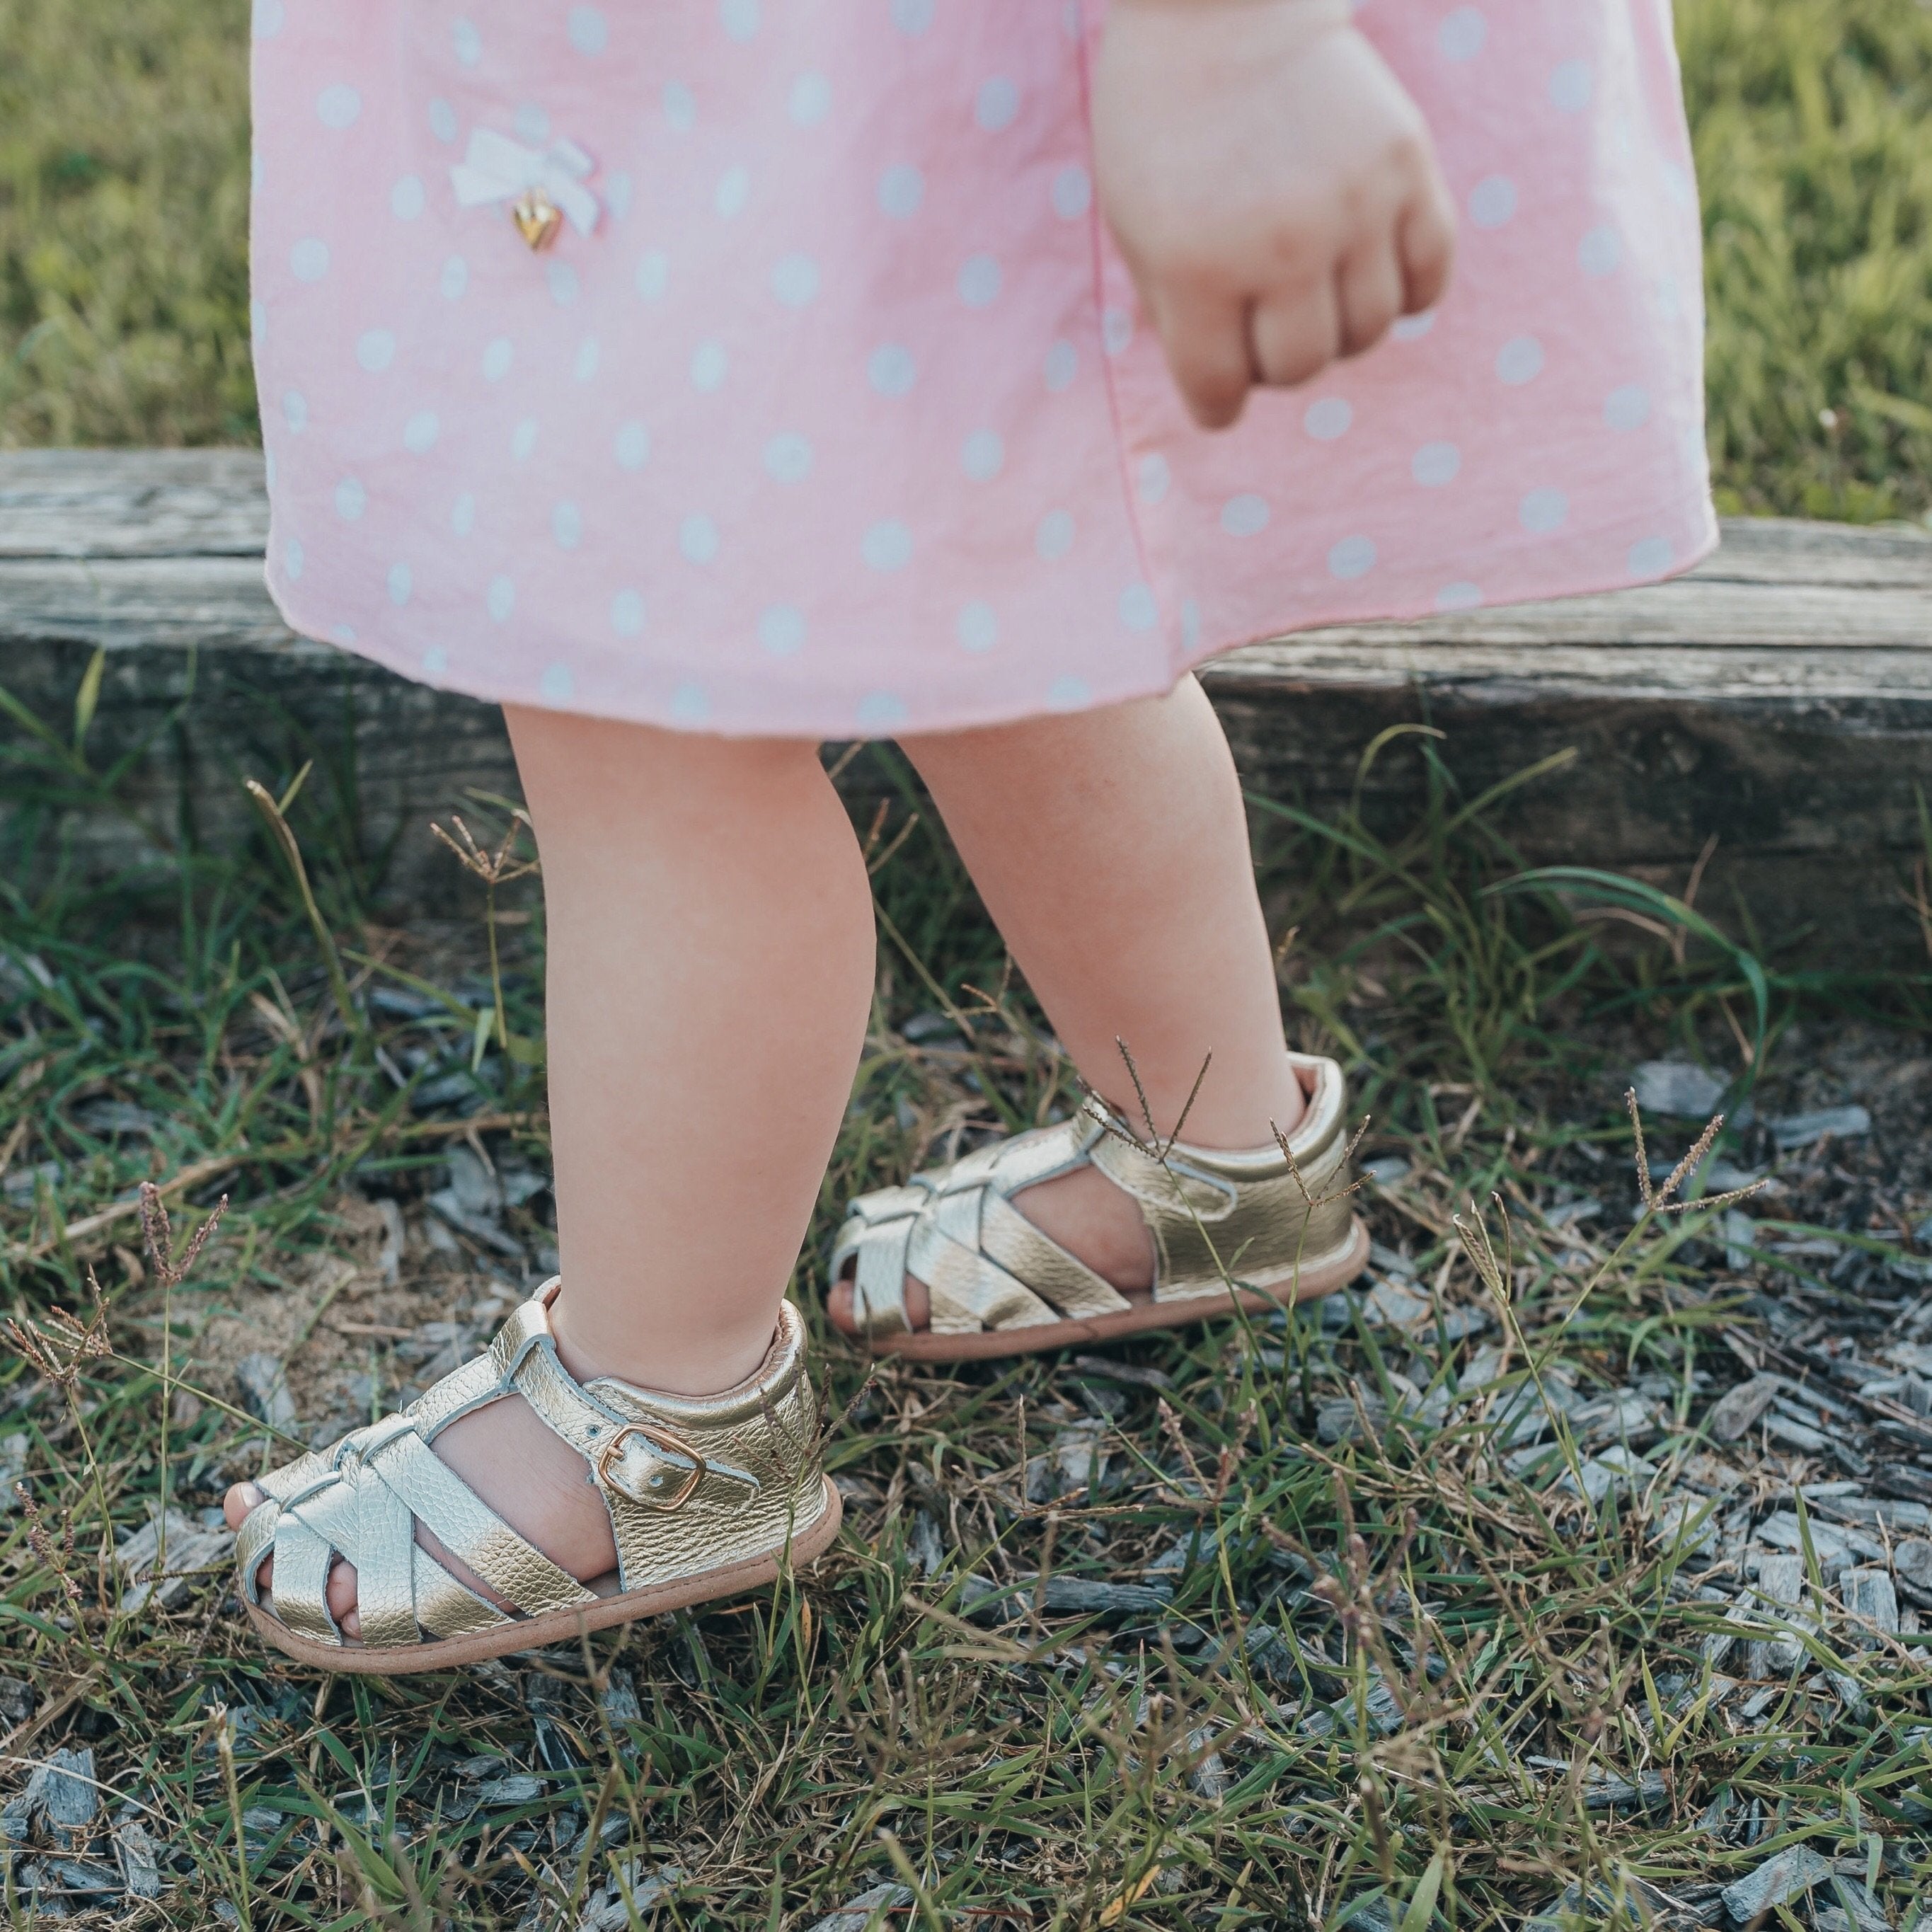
595, 1422, 706, 1510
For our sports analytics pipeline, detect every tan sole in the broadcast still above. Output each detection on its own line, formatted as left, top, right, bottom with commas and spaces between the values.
869, 1215, 1372, 1363
244, 1478, 842, 1675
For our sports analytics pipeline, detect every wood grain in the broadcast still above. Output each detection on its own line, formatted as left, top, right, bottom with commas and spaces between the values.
2, 450, 1928, 955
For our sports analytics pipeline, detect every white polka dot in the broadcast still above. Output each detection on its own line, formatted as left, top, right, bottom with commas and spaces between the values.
553, 502, 584, 549
672, 683, 711, 725
1103, 306, 1134, 355
636, 252, 669, 301
483, 338, 513, 382
283, 536, 304, 580
1604, 384, 1651, 430
1303, 396, 1352, 441
1412, 441, 1461, 486
611, 590, 646, 636
1662, 161, 1694, 207
540, 663, 574, 703
878, 164, 924, 218
1435, 581, 1483, 611
403, 410, 440, 454
575, 338, 600, 382
1221, 494, 1270, 537
387, 563, 413, 606
1119, 584, 1158, 632
1628, 536, 1672, 577
615, 422, 650, 470
605, 173, 633, 220
976, 78, 1019, 131
1495, 335, 1544, 385
863, 521, 914, 572
892, 0, 934, 33
857, 691, 907, 731
958, 254, 1001, 307
515, 103, 551, 143
356, 329, 396, 373
1437, 6, 1485, 59
1391, 311, 1437, 342
715, 166, 751, 218
664, 81, 698, 130
429, 98, 459, 144
251, 299, 268, 345
423, 645, 449, 676
868, 344, 917, 395
1549, 59, 1592, 112
957, 602, 999, 652
1047, 676, 1091, 711
719, 0, 759, 41
263, 451, 275, 488
253, 0, 284, 38
764, 433, 813, 482
335, 477, 367, 521
1468, 176, 1517, 229
452, 495, 476, 536
1035, 510, 1076, 560
1577, 225, 1621, 277
317, 84, 362, 130
759, 605, 807, 655
546, 262, 580, 306
290, 238, 330, 281
1051, 165, 1092, 221
568, 6, 608, 54
488, 577, 516, 622
452, 19, 481, 65
1328, 535, 1376, 580
391, 176, 426, 220
512, 419, 539, 461
1519, 487, 1569, 534
680, 515, 720, 563
960, 430, 1004, 481
1137, 453, 1170, 505
440, 255, 469, 300
790, 73, 831, 125
331, 626, 357, 648
691, 340, 728, 391
772, 253, 820, 306
281, 390, 308, 432
1043, 340, 1077, 391
1655, 272, 1682, 319
1181, 599, 1201, 651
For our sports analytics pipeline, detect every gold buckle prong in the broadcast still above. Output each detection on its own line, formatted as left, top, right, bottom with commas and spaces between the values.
595, 1421, 706, 1511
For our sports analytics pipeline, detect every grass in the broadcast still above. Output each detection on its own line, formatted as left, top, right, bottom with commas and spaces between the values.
1, 665, 1930, 1926
2, 0, 1932, 519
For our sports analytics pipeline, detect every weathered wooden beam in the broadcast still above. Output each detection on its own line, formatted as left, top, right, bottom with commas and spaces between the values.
3, 450, 1928, 953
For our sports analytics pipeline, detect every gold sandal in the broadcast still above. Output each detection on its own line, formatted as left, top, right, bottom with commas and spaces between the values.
833, 1050, 1369, 1362
234, 1282, 839, 1674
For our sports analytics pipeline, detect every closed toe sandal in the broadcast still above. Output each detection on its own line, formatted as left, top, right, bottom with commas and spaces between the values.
832, 1048, 1370, 1362
234, 1282, 839, 1674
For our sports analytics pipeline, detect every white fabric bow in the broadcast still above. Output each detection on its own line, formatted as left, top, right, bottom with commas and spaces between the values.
450, 129, 601, 236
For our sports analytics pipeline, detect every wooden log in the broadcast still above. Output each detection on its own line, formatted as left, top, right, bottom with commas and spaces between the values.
2, 449, 1928, 953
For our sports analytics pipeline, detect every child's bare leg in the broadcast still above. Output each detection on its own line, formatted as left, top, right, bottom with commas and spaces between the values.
228, 712, 875, 1631
831, 675, 1304, 1333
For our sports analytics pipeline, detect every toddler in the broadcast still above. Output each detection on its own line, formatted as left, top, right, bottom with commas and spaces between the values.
228, 0, 1713, 1669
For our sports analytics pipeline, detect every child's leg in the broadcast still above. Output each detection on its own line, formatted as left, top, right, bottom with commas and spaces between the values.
228, 711, 875, 1630
830, 674, 1305, 1333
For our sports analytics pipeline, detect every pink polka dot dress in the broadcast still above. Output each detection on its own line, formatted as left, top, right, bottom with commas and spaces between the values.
248, 0, 1715, 739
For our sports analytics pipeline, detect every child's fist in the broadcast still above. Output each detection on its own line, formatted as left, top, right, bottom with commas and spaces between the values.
1093, 0, 1456, 428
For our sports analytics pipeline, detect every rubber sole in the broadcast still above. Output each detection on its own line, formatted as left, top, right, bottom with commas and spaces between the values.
868, 1215, 1372, 1362
243, 1477, 842, 1675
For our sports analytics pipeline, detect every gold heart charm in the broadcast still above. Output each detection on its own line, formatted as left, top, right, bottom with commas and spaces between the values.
511, 188, 563, 253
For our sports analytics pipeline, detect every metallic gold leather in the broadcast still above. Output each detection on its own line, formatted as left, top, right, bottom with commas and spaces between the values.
829, 1050, 1359, 1336
234, 1282, 833, 1657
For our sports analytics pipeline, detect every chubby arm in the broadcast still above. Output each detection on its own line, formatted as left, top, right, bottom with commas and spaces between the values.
1092, 0, 1456, 428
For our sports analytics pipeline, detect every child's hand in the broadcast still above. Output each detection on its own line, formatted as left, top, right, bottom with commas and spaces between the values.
1092, 0, 1456, 428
